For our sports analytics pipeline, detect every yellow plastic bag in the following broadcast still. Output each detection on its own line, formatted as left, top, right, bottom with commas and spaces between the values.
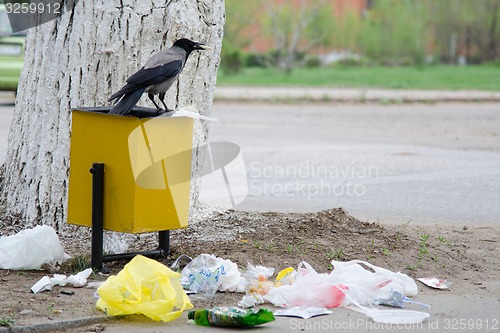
96, 255, 193, 322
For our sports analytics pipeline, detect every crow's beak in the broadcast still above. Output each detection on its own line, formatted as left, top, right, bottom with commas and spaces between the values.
195, 43, 210, 50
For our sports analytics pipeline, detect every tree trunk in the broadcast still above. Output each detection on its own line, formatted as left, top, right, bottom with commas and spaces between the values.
487, 0, 499, 60
0, 0, 225, 235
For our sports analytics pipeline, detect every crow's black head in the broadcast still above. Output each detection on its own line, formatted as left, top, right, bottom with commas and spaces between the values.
173, 38, 209, 56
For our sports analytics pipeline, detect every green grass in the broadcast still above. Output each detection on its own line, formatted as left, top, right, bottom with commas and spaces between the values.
0, 316, 14, 327
61, 254, 90, 274
217, 65, 500, 91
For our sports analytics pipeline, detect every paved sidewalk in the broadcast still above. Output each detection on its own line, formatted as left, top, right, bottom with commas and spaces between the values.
3, 87, 500, 105
214, 86, 500, 102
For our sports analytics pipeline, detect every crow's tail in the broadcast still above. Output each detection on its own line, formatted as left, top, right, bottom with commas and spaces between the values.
109, 88, 146, 115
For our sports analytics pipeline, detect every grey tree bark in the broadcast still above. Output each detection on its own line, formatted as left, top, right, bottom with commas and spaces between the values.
0, 0, 225, 234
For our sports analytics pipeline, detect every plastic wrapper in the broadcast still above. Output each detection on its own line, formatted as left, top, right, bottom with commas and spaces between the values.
239, 266, 297, 308
275, 267, 296, 286
375, 290, 430, 309
97, 255, 193, 322
103, 232, 133, 254
238, 293, 265, 308
181, 254, 246, 295
0, 225, 69, 270
244, 263, 275, 295
170, 254, 192, 271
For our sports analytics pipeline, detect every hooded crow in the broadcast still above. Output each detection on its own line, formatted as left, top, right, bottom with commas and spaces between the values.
108, 38, 209, 115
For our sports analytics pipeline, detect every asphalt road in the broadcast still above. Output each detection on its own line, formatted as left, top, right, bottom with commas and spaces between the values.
1, 92, 499, 227
207, 101, 500, 227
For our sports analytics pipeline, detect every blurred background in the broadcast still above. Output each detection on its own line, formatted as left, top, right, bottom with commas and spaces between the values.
218, 0, 500, 90
207, 0, 500, 226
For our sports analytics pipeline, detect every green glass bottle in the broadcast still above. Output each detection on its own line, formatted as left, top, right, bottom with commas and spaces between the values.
188, 307, 275, 327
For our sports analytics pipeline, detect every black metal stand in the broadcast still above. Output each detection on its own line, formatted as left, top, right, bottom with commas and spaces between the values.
89, 162, 170, 272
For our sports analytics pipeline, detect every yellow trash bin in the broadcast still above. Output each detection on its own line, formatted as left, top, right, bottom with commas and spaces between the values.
67, 107, 194, 234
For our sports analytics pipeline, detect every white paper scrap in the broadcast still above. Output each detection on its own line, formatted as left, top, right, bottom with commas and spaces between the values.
31, 268, 93, 293
274, 306, 332, 319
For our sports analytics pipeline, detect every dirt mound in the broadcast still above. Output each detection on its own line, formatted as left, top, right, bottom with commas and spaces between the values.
170, 208, 496, 280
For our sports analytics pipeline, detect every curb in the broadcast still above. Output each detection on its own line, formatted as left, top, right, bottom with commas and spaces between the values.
0, 315, 110, 333
214, 87, 500, 103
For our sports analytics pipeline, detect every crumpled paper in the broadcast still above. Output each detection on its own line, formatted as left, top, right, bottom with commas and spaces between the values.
31, 268, 93, 293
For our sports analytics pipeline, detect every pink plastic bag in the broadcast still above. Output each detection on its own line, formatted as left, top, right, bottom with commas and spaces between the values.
264, 262, 346, 308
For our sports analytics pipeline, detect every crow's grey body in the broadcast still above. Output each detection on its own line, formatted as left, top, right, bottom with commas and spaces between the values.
109, 39, 208, 115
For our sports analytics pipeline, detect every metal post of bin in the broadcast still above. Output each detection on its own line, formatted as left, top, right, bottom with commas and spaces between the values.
159, 230, 170, 256
89, 162, 170, 272
90, 162, 105, 272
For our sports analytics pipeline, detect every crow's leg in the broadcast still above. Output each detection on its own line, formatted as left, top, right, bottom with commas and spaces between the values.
148, 92, 162, 110
158, 92, 172, 112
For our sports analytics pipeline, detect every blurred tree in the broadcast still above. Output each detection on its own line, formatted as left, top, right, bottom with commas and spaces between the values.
224, 0, 260, 50
426, 0, 500, 63
331, 8, 363, 53
222, 0, 261, 73
260, 0, 335, 73
357, 0, 427, 65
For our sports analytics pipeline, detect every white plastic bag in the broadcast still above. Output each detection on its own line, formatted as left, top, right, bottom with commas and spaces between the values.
0, 225, 69, 270
328, 260, 428, 325
329, 259, 418, 306
103, 232, 132, 254
180, 254, 246, 295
